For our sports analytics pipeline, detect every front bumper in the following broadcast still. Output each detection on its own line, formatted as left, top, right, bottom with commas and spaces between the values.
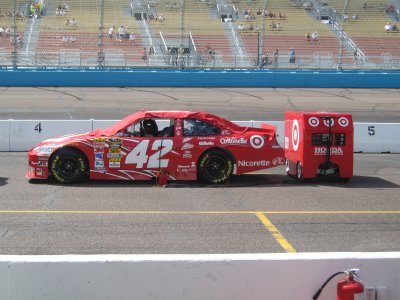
26, 152, 50, 179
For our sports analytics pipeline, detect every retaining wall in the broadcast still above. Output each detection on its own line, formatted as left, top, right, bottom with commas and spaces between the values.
1, 69, 400, 88
1, 120, 399, 153
0, 253, 399, 300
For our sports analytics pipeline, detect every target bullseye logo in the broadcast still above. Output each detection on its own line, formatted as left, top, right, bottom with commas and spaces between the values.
308, 117, 319, 127
338, 117, 349, 127
250, 135, 264, 149
292, 120, 299, 151
323, 118, 334, 127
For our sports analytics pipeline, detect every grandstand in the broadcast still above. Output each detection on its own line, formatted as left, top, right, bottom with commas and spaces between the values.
0, 0, 399, 69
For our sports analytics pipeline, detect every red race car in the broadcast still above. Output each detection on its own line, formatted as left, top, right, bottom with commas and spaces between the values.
27, 111, 284, 184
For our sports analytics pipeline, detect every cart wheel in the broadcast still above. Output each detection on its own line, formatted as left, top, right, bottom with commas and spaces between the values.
296, 161, 303, 182
285, 158, 290, 175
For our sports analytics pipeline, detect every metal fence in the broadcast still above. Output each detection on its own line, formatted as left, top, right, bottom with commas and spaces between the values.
1, 0, 399, 70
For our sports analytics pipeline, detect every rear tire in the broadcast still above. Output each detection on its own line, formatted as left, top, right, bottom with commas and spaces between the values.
198, 150, 234, 184
50, 148, 88, 184
296, 161, 303, 182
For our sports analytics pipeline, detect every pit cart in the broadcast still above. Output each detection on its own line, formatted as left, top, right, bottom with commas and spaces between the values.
284, 111, 353, 181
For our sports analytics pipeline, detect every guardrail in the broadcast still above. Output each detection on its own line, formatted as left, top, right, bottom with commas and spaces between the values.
0, 252, 399, 300
0, 120, 399, 153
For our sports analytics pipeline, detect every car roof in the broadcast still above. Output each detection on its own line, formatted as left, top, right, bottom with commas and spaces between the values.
102, 110, 245, 135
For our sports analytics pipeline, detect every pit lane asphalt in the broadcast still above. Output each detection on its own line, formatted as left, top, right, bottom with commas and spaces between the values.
0, 153, 399, 254
0, 87, 400, 254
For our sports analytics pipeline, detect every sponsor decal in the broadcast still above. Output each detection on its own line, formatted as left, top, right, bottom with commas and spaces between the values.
38, 161, 48, 167
250, 135, 264, 149
284, 137, 289, 149
314, 147, 344, 156
183, 137, 193, 143
338, 117, 349, 127
323, 118, 334, 127
220, 137, 247, 145
36, 168, 43, 176
181, 143, 194, 150
95, 153, 104, 160
292, 120, 299, 151
109, 162, 120, 168
93, 138, 107, 142
308, 117, 319, 127
238, 160, 270, 167
199, 141, 214, 146
95, 161, 104, 168
272, 157, 285, 166
109, 157, 121, 163
183, 151, 192, 159
221, 129, 231, 135
33, 145, 56, 155
109, 147, 121, 154
197, 136, 216, 140
107, 153, 123, 158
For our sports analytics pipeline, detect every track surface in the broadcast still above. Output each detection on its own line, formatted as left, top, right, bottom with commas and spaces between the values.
0, 88, 399, 254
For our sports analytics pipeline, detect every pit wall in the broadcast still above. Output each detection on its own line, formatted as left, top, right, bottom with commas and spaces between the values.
0, 253, 399, 300
1, 120, 399, 153
0, 69, 400, 88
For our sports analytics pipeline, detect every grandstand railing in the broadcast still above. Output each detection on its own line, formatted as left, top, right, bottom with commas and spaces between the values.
0, 0, 399, 70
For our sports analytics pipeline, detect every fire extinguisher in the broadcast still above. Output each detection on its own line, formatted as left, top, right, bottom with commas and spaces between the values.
313, 268, 364, 300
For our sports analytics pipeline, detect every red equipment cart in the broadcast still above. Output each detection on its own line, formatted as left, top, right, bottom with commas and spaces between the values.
284, 111, 354, 181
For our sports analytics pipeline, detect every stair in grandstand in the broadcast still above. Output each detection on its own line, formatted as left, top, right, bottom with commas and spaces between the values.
19, 11, 41, 67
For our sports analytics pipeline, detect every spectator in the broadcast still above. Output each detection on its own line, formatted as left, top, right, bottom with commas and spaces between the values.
256, 9, 262, 16
0, 27, 5, 37
62, 35, 69, 43
352, 14, 358, 20
238, 23, 245, 31
70, 35, 76, 43
343, 14, 349, 21
159, 13, 165, 22
279, 12, 286, 19
384, 22, 398, 32
117, 26, 125, 39
353, 49, 358, 67
305, 32, 311, 42
270, 21, 276, 30
16, 35, 23, 48
5, 27, 12, 37
311, 31, 319, 42
141, 47, 148, 65
129, 32, 136, 42
288, 47, 296, 67
261, 52, 269, 66
69, 18, 77, 27
276, 22, 281, 30
64, 18, 70, 26
273, 49, 279, 67
108, 26, 114, 39
170, 47, 178, 66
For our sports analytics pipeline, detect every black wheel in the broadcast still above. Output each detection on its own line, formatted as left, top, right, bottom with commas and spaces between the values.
198, 150, 234, 184
50, 148, 88, 184
296, 161, 303, 182
285, 158, 290, 175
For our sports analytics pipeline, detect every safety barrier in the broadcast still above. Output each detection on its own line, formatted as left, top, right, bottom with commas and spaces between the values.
1, 69, 400, 88
0, 252, 398, 300
1, 120, 399, 153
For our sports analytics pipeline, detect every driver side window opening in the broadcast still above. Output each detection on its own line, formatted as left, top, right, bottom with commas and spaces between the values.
183, 118, 221, 136
124, 118, 174, 137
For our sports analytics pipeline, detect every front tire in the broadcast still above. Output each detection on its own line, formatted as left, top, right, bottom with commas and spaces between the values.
50, 148, 88, 184
296, 161, 303, 182
198, 150, 234, 184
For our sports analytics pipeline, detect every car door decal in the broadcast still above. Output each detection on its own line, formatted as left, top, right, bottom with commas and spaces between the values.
125, 139, 173, 168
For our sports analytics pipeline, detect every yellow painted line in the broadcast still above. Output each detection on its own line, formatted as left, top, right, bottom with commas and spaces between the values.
256, 212, 296, 253
0, 210, 399, 214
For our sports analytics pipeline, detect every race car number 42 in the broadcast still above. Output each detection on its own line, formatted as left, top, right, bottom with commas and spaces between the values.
125, 140, 173, 168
